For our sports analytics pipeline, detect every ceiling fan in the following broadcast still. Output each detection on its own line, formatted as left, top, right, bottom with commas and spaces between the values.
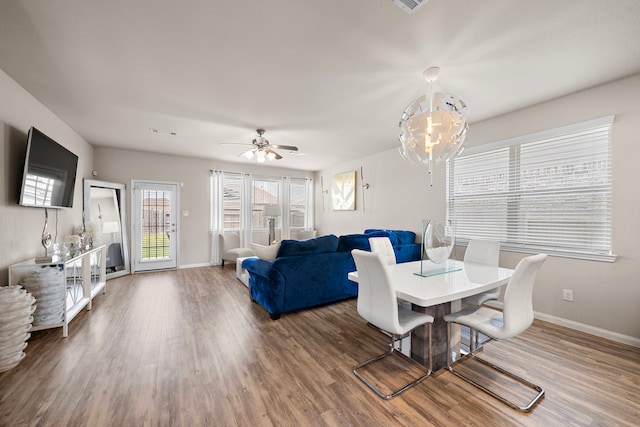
222, 129, 299, 163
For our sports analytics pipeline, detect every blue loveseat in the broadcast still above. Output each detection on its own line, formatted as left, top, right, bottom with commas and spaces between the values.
242, 229, 420, 319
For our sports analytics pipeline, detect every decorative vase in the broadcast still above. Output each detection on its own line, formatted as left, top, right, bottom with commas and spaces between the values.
424, 220, 455, 264
64, 235, 82, 258
0, 285, 35, 373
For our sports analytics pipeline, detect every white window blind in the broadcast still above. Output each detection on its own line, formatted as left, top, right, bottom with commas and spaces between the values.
222, 172, 242, 230
289, 178, 307, 229
447, 116, 614, 261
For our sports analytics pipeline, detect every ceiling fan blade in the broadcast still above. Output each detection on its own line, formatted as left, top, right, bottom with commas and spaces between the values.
269, 144, 298, 151
266, 149, 283, 160
221, 142, 254, 147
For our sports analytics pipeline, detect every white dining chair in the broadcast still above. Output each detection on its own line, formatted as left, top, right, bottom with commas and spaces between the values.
368, 237, 396, 265
444, 253, 547, 412
351, 249, 433, 399
461, 240, 501, 306
368, 236, 412, 348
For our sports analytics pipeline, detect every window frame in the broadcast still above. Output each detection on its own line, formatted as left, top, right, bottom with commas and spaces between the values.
250, 176, 282, 231
212, 170, 313, 241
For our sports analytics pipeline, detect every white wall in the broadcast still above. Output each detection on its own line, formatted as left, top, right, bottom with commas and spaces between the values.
316, 73, 640, 343
93, 147, 313, 267
0, 69, 94, 281
315, 150, 445, 237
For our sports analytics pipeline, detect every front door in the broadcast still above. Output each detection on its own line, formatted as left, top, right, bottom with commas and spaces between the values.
132, 181, 179, 272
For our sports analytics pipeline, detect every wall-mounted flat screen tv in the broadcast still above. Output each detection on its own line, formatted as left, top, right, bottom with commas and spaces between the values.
19, 127, 78, 208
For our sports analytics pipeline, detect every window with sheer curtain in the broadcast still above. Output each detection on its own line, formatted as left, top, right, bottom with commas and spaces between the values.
210, 171, 314, 263
446, 116, 614, 261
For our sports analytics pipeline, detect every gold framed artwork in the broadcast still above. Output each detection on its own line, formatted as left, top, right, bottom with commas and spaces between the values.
332, 171, 356, 210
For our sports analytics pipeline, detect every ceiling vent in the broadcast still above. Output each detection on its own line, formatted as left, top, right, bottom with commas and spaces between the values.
392, 0, 430, 14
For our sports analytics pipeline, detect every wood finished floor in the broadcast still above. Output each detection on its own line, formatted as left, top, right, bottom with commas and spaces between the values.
1, 265, 639, 426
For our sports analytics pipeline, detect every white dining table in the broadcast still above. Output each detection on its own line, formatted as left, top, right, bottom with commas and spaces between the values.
348, 259, 514, 370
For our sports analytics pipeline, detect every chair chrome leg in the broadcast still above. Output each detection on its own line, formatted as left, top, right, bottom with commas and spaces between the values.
446, 323, 545, 412
372, 324, 407, 352
354, 327, 432, 400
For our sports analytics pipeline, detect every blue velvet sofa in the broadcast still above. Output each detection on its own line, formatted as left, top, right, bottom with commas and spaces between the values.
242, 229, 421, 319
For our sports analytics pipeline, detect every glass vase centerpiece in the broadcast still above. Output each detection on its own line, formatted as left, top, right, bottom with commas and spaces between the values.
416, 220, 457, 277
424, 220, 455, 264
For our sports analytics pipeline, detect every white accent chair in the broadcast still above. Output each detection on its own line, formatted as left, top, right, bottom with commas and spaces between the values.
461, 240, 501, 306
351, 249, 433, 399
368, 237, 396, 265
444, 253, 547, 412
219, 231, 254, 267
298, 230, 317, 240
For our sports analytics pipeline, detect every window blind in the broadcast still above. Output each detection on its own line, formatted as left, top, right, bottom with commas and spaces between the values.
447, 116, 614, 261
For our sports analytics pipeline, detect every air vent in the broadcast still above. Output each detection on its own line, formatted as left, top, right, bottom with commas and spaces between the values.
392, 0, 430, 14
149, 128, 177, 136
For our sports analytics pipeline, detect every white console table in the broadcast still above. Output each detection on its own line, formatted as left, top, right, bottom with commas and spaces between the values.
9, 245, 107, 337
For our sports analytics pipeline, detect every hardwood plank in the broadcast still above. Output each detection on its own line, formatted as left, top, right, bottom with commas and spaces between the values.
1, 265, 639, 426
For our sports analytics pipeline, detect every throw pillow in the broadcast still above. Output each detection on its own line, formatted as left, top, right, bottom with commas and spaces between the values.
250, 242, 281, 262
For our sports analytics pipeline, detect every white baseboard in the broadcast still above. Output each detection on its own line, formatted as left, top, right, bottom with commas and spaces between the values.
533, 311, 640, 348
484, 301, 640, 348
178, 262, 213, 269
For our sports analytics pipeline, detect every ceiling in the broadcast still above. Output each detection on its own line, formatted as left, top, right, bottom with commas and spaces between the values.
1, 0, 640, 172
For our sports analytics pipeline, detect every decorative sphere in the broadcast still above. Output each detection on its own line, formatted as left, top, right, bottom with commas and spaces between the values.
398, 92, 468, 166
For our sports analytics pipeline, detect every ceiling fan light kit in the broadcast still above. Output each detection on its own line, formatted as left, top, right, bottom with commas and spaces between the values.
225, 129, 299, 163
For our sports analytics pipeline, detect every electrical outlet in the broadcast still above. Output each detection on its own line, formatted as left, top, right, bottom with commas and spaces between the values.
563, 289, 574, 302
